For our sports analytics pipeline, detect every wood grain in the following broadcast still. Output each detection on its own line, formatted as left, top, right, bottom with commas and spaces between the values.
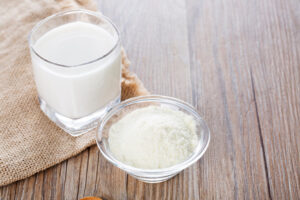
0, 0, 299, 199
247, 0, 300, 198
186, 0, 271, 198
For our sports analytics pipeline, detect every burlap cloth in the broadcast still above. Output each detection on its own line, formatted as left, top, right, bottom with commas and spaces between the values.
0, 0, 148, 186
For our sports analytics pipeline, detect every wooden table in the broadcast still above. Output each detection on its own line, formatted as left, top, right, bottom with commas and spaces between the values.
1, 0, 299, 199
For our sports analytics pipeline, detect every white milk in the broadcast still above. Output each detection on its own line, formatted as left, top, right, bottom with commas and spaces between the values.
31, 22, 121, 118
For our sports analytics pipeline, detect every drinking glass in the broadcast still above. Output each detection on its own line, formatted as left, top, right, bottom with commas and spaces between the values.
28, 10, 121, 136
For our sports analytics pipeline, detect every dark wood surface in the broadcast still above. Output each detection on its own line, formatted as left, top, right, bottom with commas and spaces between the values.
1, 0, 299, 199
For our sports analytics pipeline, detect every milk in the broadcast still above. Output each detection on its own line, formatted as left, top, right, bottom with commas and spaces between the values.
31, 22, 121, 118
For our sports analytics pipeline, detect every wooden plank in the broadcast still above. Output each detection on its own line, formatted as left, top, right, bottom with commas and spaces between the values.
185, 0, 272, 198
43, 165, 58, 199
81, 146, 101, 197
0, 182, 17, 200
54, 160, 68, 200
64, 153, 83, 200
246, 0, 300, 198
77, 148, 89, 199
16, 158, 69, 199
93, 150, 127, 199
20, 176, 36, 200
33, 172, 44, 200
98, 0, 193, 102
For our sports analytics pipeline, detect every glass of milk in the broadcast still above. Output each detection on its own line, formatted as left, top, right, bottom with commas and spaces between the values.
28, 10, 121, 136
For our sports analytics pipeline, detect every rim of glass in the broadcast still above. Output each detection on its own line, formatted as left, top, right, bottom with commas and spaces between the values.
96, 95, 210, 176
28, 9, 120, 68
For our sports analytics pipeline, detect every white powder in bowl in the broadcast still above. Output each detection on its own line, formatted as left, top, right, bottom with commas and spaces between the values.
108, 106, 198, 169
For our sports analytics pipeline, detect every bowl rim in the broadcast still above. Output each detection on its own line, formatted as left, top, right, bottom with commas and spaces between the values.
96, 95, 210, 176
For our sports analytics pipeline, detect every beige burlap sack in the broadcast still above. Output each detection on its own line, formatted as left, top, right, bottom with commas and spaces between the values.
0, 0, 148, 186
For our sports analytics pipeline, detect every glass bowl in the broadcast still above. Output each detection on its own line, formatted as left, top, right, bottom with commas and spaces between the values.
96, 95, 210, 183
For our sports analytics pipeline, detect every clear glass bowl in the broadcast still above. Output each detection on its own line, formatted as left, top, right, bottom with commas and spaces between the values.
96, 95, 210, 183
